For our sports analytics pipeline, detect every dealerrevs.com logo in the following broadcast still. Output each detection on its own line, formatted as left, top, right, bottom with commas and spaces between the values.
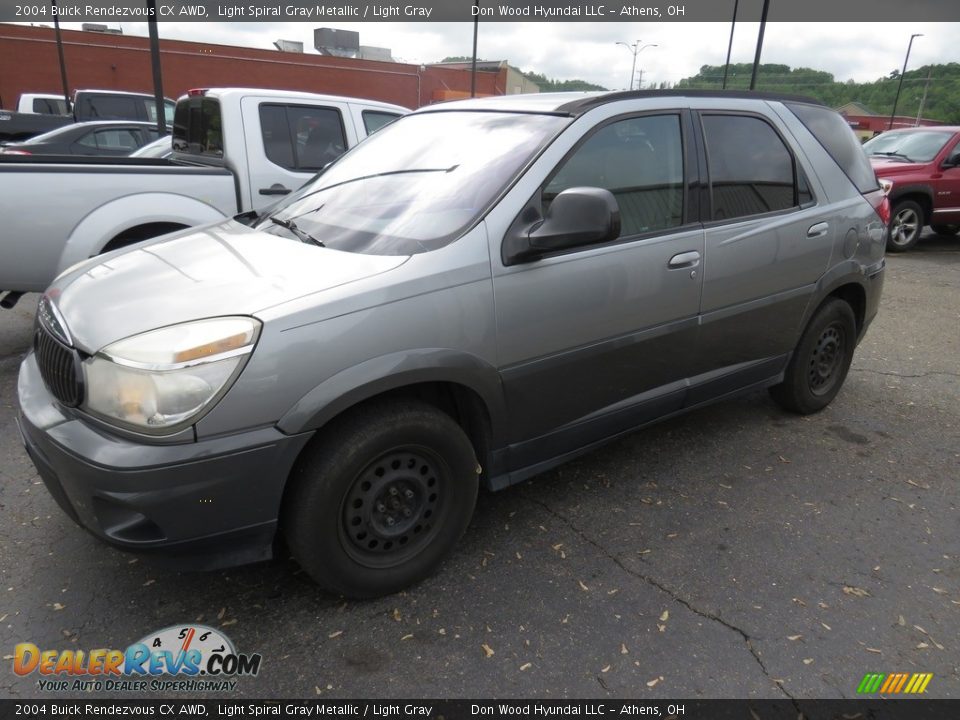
12, 624, 262, 693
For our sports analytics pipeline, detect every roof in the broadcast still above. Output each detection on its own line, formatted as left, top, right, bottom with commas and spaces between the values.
198, 88, 410, 113
418, 89, 826, 116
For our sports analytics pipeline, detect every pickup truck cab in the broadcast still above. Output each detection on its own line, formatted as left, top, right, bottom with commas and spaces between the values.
16, 93, 69, 115
0, 88, 407, 303
865, 126, 960, 251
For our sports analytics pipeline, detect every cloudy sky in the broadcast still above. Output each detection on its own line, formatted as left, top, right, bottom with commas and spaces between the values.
49, 19, 957, 91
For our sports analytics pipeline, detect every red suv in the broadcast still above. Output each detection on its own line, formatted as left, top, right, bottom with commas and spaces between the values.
864, 126, 960, 251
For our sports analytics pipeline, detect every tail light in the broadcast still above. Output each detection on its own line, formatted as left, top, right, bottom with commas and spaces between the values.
1, 149, 31, 155
866, 180, 892, 226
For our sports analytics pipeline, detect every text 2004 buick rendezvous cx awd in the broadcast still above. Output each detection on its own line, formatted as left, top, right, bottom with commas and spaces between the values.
18, 91, 888, 597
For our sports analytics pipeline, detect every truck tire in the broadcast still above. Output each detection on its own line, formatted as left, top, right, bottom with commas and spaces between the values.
283, 399, 478, 598
770, 298, 856, 415
887, 199, 924, 252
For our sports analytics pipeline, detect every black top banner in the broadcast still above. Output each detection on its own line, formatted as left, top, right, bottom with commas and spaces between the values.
0, 0, 957, 23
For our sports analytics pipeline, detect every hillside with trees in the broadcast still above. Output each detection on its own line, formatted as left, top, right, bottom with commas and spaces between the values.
439, 57, 606, 92
674, 62, 960, 123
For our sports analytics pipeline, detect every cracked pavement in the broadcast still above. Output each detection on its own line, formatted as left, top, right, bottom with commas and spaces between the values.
1, 232, 958, 700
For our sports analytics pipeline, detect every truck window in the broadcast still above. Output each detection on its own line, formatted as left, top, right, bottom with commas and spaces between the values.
173, 97, 223, 157
83, 95, 140, 120
362, 110, 401, 135
259, 104, 347, 171
144, 99, 176, 126
34, 97, 67, 115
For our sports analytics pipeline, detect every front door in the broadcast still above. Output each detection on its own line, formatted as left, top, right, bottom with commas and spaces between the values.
491, 111, 704, 465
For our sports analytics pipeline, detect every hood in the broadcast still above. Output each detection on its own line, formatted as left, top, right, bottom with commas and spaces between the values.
869, 157, 926, 176
50, 219, 409, 352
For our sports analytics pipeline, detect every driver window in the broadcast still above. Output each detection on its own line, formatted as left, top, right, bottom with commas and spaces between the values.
545, 114, 684, 238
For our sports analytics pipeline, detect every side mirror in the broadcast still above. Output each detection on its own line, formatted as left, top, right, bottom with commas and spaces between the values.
503, 187, 620, 265
943, 151, 960, 168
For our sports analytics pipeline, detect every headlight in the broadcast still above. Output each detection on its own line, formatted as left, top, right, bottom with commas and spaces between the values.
83, 317, 261, 434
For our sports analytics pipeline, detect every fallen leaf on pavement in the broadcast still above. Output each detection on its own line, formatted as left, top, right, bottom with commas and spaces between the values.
659, 610, 669, 622
843, 586, 871, 598
481, 643, 494, 658
646, 676, 663, 688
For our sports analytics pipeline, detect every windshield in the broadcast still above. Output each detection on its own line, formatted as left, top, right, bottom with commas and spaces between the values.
256, 110, 569, 255
863, 130, 954, 163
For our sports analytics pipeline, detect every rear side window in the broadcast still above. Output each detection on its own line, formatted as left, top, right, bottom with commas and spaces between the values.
786, 102, 879, 194
33, 98, 67, 115
701, 114, 798, 221
259, 104, 346, 171
172, 97, 223, 157
363, 110, 401, 135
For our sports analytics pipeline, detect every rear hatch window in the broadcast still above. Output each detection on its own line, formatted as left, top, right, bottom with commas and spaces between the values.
786, 102, 878, 193
172, 96, 223, 159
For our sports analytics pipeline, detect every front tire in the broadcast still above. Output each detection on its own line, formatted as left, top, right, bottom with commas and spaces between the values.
283, 400, 479, 598
770, 298, 856, 415
887, 200, 924, 252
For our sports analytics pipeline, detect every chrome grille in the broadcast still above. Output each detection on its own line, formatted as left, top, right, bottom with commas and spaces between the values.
34, 326, 84, 408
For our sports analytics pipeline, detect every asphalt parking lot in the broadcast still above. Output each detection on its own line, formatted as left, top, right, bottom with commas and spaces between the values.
1, 232, 958, 701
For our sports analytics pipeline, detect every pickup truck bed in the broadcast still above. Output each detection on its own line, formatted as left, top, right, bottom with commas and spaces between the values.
1, 155, 235, 293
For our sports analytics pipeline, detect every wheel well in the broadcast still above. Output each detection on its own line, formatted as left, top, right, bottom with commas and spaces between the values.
312, 382, 493, 481
892, 192, 932, 226
101, 222, 189, 254
829, 283, 866, 334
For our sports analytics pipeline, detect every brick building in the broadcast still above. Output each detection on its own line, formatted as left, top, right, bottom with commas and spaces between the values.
0, 23, 531, 111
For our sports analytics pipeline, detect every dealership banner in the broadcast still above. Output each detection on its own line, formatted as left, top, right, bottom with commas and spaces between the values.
3, 700, 960, 718
0, 0, 957, 23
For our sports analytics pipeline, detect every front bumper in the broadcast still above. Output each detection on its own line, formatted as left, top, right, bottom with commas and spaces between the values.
16, 352, 313, 570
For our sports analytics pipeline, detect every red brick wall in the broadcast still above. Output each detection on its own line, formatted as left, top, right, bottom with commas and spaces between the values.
0, 23, 504, 111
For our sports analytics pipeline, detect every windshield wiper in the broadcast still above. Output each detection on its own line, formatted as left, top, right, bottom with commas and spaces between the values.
873, 151, 914, 162
285, 165, 459, 208
269, 217, 324, 247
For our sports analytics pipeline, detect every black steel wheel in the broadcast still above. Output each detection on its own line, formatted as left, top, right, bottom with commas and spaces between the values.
887, 200, 923, 252
770, 298, 856, 415
283, 400, 478, 598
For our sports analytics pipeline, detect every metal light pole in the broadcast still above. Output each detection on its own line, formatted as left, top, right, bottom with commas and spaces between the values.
50, 0, 71, 113
749, 0, 771, 90
470, 1, 479, 97
616, 41, 657, 91
722, 0, 739, 89
889, 33, 922, 131
146, 0, 166, 134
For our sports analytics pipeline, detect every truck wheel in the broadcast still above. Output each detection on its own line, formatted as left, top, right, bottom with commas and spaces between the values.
930, 224, 959, 236
769, 298, 856, 415
887, 200, 923, 252
283, 400, 478, 598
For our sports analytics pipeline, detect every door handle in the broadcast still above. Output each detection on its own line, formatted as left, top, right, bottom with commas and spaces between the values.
668, 251, 701, 268
259, 184, 291, 196
807, 222, 829, 238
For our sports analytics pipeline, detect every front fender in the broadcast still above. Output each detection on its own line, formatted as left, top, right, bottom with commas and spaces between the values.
276, 348, 506, 444
57, 192, 230, 276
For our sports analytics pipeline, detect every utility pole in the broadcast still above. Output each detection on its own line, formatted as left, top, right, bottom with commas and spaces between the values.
146, 0, 166, 134
51, 0, 71, 113
470, 1, 479, 97
636, 69, 644, 90
722, 0, 739, 89
915, 67, 932, 126
749, 0, 771, 90
889, 33, 922, 130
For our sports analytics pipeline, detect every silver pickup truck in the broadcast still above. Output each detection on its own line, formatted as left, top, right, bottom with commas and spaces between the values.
0, 88, 407, 306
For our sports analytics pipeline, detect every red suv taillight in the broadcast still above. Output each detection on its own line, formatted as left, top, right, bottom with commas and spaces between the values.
866, 180, 892, 226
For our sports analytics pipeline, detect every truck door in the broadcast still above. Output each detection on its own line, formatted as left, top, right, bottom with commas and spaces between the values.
240, 96, 358, 211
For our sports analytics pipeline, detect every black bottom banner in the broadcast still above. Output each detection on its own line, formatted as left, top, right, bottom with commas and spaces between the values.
2, 699, 960, 720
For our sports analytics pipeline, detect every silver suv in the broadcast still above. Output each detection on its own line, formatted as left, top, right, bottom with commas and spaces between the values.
17, 91, 887, 597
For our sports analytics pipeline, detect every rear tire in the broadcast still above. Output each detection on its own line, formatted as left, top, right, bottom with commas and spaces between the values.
931, 224, 959, 236
887, 200, 923, 252
770, 298, 856, 415
283, 400, 478, 598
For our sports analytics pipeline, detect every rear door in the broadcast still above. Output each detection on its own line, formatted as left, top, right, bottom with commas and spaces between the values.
931, 133, 960, 226
691, 107, 833, 394
492, 110, 705, 459
240, 95, 357, 210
